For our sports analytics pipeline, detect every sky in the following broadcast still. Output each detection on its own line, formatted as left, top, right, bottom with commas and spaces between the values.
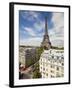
19, 10, 64, 47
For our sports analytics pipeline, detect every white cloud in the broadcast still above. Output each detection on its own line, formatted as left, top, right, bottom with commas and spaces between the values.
20, 37, 42, 46
34, 20, 45, 32
20, 11, 45, 37
21, 19, 45, 37
52, 13, 64, 28
49, 12, 64, 47
23, 27, 36, 36
21, 11, 40, 21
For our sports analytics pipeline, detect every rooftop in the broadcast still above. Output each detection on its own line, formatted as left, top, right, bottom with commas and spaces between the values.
41, 49, 64, 61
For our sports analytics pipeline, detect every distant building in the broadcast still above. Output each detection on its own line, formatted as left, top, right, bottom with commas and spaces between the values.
39, 49, 64, 78
19, 46, 36, 68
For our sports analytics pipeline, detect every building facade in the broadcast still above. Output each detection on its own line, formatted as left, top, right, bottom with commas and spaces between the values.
19, 46, 36, 68
39, 49, 64, 78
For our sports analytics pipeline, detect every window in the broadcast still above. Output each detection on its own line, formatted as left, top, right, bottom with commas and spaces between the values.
61, 56, 64, 59
56, 72, 60, 77
41, 59, 42, 61
52, 56, 54, 59
62, 74, 64, 77
62, 63, 64, 66
59, 60, 61, 63
43, 68, 45, 71
51, 75, 54, 78
40, 67, 42, 69
46, 73, 48, 76
51, 65, 55, 68
51, 70, 54, 73
57, 67, 59, 70
57, 56, 59, 59
43, 72, 45, 75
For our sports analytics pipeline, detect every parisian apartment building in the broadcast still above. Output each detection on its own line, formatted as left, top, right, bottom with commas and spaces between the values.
39, 49, 64, 78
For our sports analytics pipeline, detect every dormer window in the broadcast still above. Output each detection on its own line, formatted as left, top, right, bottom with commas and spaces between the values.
52, 55, 54, 59
57, 56, 59, 59
61, 56, 64, 59
62, 63, 64, 66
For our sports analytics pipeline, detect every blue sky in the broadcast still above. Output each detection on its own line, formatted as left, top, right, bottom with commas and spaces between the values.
19, 10, 64, 47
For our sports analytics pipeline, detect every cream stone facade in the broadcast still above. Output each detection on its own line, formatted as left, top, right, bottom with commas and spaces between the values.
39, 49, 64, 78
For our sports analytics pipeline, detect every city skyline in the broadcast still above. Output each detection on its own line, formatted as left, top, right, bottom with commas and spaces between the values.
19, 10, 64, 47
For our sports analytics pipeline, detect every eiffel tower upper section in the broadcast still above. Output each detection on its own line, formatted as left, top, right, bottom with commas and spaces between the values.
41, 17, 51, 50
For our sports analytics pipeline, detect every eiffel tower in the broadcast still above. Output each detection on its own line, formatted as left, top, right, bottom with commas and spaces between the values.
41, 17, 51, 50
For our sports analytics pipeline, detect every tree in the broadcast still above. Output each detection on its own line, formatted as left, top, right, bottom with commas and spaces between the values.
32, 63, 42, 78
36, 47, 44, 61
51, 46, 64, 50
33, 69, 42, 78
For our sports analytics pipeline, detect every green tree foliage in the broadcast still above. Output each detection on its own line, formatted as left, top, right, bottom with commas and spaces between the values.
33, 69, 42, 78
32, 63, 42, 78
51, 46, 64, 50
25, 47, 44, 68
36, 47, 44, 60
